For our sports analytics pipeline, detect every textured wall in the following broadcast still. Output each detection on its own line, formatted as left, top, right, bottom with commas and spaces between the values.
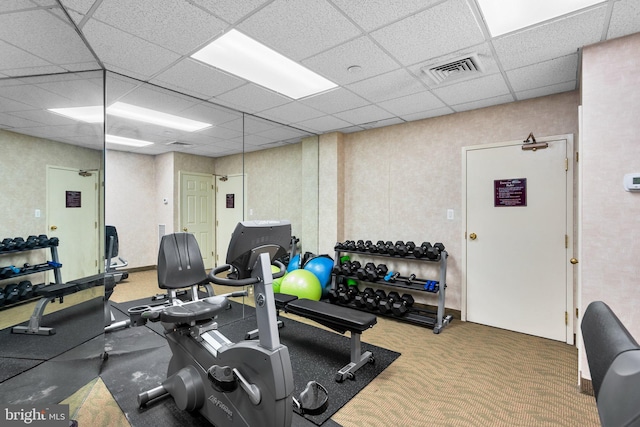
579, 32, 640, 381
338, 91, 579, 310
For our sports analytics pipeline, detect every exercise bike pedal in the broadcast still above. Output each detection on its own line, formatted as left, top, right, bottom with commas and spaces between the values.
207, 365, 238, 393
293, 381, 329, 416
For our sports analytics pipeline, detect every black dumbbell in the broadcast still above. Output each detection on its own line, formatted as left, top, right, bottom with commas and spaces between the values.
354, 288, 372, 308
13, 237, 27, 250
379, 291, 400, 315
365, 289, 387, 311
356, 240, 366, 251
17, 281, 34, 300
37, 234, 49, 247
337, 284, 358, 304
25, 235, 39, 249
391, 293, 415, 316
376, 264, 389, 279
334, 241, 345, 250
0, 265, 20, 279
2, 238, 16, 251
357, 263, 378, 281
413, 242, 431, 258
394, 241, 409, 256
342, 261, 361, 276
3, 284, 20, 304
375, 240, 387, 253
364, 240, 377, 253
405, 241, 416, 254
426, 242, 446, 260
385, 241, 397, 255
48, 237, 59, 246
0, 287, 5, 306
345, 240, 356, 251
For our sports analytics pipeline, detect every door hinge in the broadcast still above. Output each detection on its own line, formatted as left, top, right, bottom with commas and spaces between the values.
565, 158, 569, 171
565, 311, 568, 325
95, 260, 98, 267
216, 220, 218, 226
95, 221, 98, 229
565, 235, 569, 248
576, 308, 579, 318
211, 184, 214, 189
575, 152, 579, 162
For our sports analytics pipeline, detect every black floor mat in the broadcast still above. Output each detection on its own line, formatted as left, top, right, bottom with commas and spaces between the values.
0, 357, 43, 383
101, 301, 399, 426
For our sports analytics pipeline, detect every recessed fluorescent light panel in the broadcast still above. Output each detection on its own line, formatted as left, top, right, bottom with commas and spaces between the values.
105, 134, 154, 147
477, 0, 605, 37
48, 106, 103, 123
107, 102, 212, 132
191, 29, 337, 100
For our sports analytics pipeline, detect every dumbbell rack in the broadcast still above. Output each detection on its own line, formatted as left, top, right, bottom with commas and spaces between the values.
0, 238, 63, 309
330, 246, 451, 334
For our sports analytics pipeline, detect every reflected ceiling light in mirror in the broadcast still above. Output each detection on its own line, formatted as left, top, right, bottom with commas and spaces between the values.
105, 134, 154, 147
107, 102, 212, 132
48, 106, 103, 123
476, 0, 604, 36
191, 29, 337, 100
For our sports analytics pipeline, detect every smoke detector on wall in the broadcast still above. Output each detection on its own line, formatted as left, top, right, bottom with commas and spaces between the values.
421, 53, 484, 85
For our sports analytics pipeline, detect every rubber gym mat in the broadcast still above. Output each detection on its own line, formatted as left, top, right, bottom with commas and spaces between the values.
0, 296, 105, 359
101, 300, 400, 426
0, 357, 42, 382
0, 333, 104, 405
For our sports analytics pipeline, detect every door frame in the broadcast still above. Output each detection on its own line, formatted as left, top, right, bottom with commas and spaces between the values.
461, 134, 575, 344
214, 173, 247, 266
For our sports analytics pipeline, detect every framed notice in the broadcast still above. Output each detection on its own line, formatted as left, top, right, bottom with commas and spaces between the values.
494, 178, 526, 207
226, 193, 235, 208
66, 191, 81, 208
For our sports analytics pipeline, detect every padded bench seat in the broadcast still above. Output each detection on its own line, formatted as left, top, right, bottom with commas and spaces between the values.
266, 293, 377, 382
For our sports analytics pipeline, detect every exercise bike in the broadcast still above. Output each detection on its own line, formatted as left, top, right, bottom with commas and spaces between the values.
136, 220, 327, 426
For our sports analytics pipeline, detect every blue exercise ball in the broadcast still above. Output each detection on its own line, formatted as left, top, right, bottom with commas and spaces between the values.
304, 255, 334, 298
287, 254, 302, 272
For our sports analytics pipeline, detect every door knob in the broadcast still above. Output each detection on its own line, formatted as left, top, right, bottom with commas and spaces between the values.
50, 225, 57, 231
183, 227, 188, 232
469, 233, 477, 240
570, 258, 578, 264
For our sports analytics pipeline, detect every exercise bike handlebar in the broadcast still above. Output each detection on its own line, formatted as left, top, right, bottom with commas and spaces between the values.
208, 260, 286, 287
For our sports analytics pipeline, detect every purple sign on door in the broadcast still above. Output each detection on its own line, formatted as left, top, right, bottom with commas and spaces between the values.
494, 178, 527, 207
66, 191, 81, 208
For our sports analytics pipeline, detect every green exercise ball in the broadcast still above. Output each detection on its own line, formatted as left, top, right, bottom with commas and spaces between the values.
279, 269, 322, 301
271, 265, 284, 293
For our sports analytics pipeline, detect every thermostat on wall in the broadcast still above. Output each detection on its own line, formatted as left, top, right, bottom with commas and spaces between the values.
623, 173, 640, 191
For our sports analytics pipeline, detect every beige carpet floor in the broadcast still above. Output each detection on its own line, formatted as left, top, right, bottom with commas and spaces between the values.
68, 270, 600, 427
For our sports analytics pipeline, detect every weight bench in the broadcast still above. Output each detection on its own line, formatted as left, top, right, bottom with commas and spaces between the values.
248, 293, 377, 382
12, 273, 113, 335
582, 301, 640, 427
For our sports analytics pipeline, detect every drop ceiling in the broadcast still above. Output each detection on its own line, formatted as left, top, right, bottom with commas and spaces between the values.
0, 0, 639, 157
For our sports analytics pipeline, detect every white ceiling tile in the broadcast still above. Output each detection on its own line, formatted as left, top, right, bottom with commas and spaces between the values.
347, 68, 427, 103
0, 9, 95, 65
360, 116, 405, 130
114, 84, 203, 115
190, 0, 270, 24
400, 106, 454, 122
151, 59, 246, 100
433, 73, 511, 105
238, 0, 361, 61
331, 0, 442, 31
83, 19, 181, 80
179, 102, 242, 127
214, 84, 291, 114
299, 88, 370, 114
0, 0, 36, 13
377, 90, 446, 116
370, 0, 485, 66
0, 36, 56, 68
507, 54, 578, 92
0, 84, 78, 108
2, 65, 67, 77
493, 6, 608, 70
91, 0, 226, 55
302, 36, 400, 86
333, 104, 394, 125
293, 114, 353, 133
0, 112, 43, 128
515, 81, 577, 101
452, 93, 515, 112
59, 0, 95, 16
259, 101, 325, 125
607, 0, 640, 39
0, 95, 32, 113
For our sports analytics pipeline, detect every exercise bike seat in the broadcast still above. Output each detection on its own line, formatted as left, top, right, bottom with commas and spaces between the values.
156, 296, 229, 324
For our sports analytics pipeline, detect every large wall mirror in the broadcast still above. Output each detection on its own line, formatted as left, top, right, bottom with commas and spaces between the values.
0, 0, 320, 412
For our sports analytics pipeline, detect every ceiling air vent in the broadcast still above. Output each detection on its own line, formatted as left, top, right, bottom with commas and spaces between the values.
422, 53, 483, 85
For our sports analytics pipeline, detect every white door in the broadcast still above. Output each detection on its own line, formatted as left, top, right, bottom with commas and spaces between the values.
464, 137, 573, 342
215, 174, 245, 266
180, 172, 214, 269
47, 166, 99, 282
